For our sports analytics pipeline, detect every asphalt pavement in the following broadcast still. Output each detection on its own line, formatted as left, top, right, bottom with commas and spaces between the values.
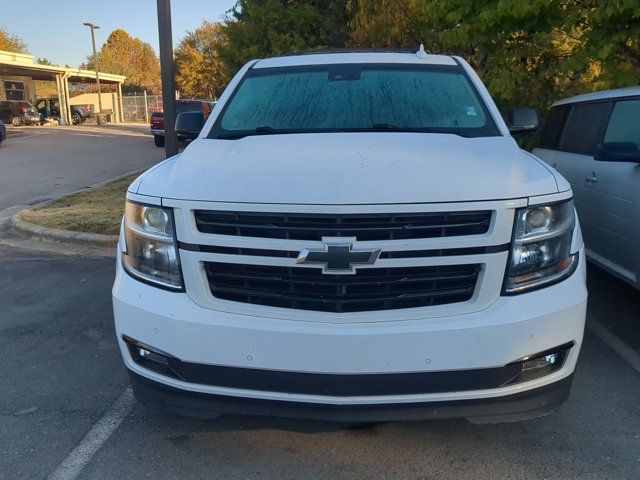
0, 124, 164, 210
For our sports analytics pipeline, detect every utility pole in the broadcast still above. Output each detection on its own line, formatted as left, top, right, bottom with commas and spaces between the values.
83, 22, 103, 115
156, 0, 178, 157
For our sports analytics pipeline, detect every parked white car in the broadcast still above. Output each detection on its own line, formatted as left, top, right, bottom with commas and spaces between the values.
534, 87, 640, 290
113, 50, 587, 423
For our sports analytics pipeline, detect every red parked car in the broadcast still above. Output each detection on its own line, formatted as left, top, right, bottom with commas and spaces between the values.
150, 99, 213, 147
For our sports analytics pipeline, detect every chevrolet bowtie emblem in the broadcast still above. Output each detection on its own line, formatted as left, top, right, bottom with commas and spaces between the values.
296, 237, 381, 274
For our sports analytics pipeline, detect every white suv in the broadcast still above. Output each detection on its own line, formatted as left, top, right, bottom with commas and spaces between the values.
112, 50, 587, 423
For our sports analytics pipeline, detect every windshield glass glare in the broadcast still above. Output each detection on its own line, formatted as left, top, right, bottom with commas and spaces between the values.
210, 64, 499, 139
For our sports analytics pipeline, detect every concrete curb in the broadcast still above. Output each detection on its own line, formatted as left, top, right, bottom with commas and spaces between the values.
11, 213, 118, 248
5, 168, 144, 251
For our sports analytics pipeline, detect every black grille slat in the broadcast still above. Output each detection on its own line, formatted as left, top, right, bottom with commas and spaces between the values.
210, 284, 475, 305
194, 210, 491, 241
204, 262, 480, 313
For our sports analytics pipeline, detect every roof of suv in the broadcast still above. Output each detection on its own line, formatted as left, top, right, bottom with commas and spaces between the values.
253, 51, 458, 69
553, 86, 640, 106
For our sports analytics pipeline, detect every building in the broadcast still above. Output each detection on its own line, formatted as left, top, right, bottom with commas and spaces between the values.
0, 49, 126, 124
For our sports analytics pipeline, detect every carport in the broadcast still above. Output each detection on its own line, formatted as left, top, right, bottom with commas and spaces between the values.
0, 50, 125, 125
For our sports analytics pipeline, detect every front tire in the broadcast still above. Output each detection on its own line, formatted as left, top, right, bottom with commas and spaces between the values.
154, 135, 165, 147
11, 115, 23, 126
72, 113, 82, 125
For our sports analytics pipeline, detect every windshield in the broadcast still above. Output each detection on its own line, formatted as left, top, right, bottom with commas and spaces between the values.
209, 64, 499, 139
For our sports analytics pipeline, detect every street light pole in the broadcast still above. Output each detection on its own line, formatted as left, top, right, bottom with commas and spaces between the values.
156, 0, 178, 157
83, 22, 103, 115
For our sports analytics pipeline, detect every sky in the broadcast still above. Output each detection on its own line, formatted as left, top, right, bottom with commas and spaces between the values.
2, 0, 237, 67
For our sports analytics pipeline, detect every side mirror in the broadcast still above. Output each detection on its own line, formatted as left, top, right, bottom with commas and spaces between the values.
175, 111, 205, 141
507, 108, 539, 134
595, 142, 640, 163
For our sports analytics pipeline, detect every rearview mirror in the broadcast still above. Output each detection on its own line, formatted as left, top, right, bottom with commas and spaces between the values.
594, 142, 640, 163
175, 111, 205, 141
507, 108, 539, 134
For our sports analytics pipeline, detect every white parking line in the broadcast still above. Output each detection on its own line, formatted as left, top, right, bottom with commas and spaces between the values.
47, 387, 134, 480
590, 319, 640, 374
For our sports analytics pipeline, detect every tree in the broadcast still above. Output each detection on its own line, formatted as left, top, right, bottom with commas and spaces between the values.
348, 0, 425, 48
86, 29, 161, 93
349, 1, 573, 112
0, 27, 28, 54
175, 22, 228, 99
37, 57, 54, 65
564, 1, 640, 90
174, 1, 639, 128
349, 1, 640, 112
220, 0, 351, 73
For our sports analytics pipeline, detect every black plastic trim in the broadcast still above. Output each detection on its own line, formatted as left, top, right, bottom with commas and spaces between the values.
128, 370, 575, 423
124, 335, 572, 398
203, 262, 480, 313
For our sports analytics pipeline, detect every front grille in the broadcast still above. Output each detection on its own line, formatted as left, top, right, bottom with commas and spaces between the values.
194, 210, 492, 241
204, 262, 481, 313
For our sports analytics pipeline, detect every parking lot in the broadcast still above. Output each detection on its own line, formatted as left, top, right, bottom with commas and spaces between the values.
0, 127, 639, 479
0, 124, 162, 210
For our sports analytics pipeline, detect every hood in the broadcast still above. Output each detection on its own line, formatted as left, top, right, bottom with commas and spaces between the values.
135, 133, 560, 204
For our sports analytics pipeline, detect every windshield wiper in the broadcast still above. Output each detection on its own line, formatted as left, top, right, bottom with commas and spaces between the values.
216, 126, 299, 140
371, 124, 467, 137
215, 125, 469, 139
372, 123, 439, 132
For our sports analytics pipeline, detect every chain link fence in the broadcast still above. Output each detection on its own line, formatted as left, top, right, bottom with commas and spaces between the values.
118, 93, 163, 123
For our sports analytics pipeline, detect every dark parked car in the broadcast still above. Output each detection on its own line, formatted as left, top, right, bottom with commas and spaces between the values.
0, 120, 6, 146
175, 110, 206, 142
150, 99, 213, 147
34, 98, 94, 125
0, 100, 41, 126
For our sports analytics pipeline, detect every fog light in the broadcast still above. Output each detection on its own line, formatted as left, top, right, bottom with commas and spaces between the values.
507, 343, 572, 385
522, 352, 558, 375
123, 335, 178, 378
137, 346, 169, 366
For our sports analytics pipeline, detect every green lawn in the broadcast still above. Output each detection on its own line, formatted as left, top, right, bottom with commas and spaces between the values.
21, 174, 137, 235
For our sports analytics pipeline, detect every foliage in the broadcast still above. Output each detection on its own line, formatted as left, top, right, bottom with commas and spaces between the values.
172, 1, 640, 125
86, 29, 161, 93
566, 0, 640, 90
219, 0, 351, 73
0, 27, 28, 54
37, 57, 54, 65
348, 0, 640, 113
175, 22, 228, 99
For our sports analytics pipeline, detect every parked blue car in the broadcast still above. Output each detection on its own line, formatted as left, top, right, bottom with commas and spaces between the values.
0, 119, 6, 146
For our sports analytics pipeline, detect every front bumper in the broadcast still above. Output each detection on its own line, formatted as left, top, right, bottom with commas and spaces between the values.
113, 249, 587, 421
129, 369, 574, 423
24, 116, 41, 125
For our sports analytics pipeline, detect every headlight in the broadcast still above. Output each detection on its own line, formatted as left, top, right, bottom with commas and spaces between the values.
504, 199, 578, 294
121, 201, 183, 290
